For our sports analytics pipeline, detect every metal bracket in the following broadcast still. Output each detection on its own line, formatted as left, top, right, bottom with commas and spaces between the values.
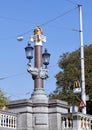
27, 63, 48, 79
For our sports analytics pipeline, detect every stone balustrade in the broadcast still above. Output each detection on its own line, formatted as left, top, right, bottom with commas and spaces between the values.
62, 113, 73, 129
0, 108, 92, 130
62, 112, 92, 130
0, 110, 17, 129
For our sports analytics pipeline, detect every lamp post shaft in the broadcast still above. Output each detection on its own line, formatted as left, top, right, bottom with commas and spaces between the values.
34, 45, 43, 89
30, 26, 46, 90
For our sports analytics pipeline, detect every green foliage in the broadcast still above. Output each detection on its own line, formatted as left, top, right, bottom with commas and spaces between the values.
0, 89, 8, 110
49, 44, 92, 114
87, 101, 92, 115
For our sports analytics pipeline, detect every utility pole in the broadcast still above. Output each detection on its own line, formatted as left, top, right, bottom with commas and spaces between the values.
79, 5, 86, 114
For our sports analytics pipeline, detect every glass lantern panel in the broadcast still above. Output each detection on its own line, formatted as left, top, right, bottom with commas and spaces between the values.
25, 46, 33, 59
43, 55, 50, 65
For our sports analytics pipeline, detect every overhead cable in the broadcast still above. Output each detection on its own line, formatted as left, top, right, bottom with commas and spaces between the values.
0, 72, 27, 80
0, 16, 36, 23
65, 0, 79, 6
40, 7, 78, 27
0, 7, 78, 40
22, 7, 78, 36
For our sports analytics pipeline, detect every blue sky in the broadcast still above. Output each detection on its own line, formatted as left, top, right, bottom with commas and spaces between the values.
0, 0, 92, 100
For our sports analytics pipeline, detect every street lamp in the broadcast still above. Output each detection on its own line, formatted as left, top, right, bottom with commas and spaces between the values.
24, 26, 51, 130
42, 48, 51, 68
25, 43, 34, 63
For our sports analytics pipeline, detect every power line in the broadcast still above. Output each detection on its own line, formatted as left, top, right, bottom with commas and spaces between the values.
0, 72, 27, 80
20, 6, 78, 36
40, 7, 78, 27
0, 36, 16, 41
46, 25, 79, 32
0, 62, 58, 81
65, 0, 79, 6
0, 6, 78, 40
0, 16, 37, 24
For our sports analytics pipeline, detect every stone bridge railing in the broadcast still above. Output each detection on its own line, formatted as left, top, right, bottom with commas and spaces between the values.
61, 112, 92, 130
0, 109, 92, 130
0, 110, 17, 129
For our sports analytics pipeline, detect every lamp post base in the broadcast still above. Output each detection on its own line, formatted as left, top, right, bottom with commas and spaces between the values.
31, 88, 48, 103
31, 88, 48, 130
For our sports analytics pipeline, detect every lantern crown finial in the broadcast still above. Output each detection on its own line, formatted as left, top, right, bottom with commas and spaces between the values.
33, 26, 43, 35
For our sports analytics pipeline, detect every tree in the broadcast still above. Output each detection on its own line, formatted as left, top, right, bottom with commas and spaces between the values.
49, 44, 92, 114
0, 89, 8, 110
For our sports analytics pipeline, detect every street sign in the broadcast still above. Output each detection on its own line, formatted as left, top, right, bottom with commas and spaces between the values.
79, 99, 86, 108
73, 80, 81, 94
73, 87, 81, 94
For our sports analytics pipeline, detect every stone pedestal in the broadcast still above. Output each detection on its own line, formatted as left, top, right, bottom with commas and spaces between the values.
31, 88, 49, 130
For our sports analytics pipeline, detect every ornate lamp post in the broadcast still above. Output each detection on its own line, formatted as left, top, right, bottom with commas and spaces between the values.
25, 26, 50, 100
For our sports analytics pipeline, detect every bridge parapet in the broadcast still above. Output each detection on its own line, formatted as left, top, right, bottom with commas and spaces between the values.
0, 110, 17, 130
62, 112, 92, 130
